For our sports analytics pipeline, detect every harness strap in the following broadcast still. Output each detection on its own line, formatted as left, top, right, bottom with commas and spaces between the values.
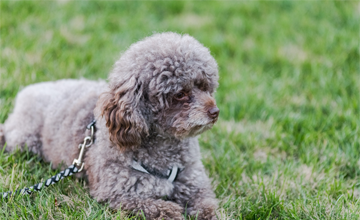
131, 160, 180, 183
132, 160, 150, 174
167, 166, 179, 182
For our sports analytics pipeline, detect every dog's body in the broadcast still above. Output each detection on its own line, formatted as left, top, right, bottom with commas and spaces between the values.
0, 33, 219, 219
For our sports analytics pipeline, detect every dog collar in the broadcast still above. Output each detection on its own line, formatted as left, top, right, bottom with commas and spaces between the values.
87, 119, 180, 182
131, 160, 179, 183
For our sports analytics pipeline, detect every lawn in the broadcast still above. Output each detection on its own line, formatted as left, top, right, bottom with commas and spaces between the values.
0, 1, 359, 219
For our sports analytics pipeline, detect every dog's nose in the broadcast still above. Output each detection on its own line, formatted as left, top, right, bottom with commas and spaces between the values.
207, 107, 220, 119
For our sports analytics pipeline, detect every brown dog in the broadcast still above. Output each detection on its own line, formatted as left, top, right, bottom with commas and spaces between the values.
1, 32, 219, 219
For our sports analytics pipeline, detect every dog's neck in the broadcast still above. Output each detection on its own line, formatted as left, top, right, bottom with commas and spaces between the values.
140, 131, 184, 151
133, 131, 200, 171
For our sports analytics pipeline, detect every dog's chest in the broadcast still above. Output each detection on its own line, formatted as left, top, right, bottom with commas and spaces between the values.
133, 137, 199, 177
134, 143, 185, 174
122, 137, 201, 198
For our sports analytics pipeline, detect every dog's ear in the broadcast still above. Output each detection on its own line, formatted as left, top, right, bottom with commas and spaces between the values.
98, 76, 148, 151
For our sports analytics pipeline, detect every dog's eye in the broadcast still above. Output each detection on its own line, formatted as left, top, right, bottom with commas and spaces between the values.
174, 92, 187, 100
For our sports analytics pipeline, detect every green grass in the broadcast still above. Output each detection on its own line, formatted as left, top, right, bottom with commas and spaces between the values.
1, 1, 359, 219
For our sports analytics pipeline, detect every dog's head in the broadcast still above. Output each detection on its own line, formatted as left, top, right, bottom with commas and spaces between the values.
98, 32, 219, 150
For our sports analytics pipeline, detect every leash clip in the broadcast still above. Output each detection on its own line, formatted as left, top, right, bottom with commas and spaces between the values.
73, 124, 94, 172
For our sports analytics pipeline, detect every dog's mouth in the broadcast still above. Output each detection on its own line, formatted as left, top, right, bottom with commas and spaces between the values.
170, 111, 219, 138
187, 121, 216, 137
211, 117, 218, 124
172, 122, 213, 138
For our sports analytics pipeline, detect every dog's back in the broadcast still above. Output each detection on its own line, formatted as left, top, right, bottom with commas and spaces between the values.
1, 79, 106, 168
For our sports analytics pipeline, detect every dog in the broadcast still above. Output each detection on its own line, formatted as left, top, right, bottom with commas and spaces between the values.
0, 32, 220, 219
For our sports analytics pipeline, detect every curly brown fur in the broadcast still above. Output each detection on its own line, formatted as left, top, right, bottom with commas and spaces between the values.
1, 32, 219, 219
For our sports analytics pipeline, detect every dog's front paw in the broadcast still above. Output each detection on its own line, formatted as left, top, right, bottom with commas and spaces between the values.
142, 200, 184, 220
190, 209, 217, 220
187, 198, 218, 220
155, 201, 184, 220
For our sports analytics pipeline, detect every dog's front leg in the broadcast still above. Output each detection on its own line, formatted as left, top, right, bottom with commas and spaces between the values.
173, 164, 218, 220
88, 169, 185, 219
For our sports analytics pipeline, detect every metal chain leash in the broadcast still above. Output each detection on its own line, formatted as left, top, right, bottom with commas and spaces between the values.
1, 120, 95, 200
